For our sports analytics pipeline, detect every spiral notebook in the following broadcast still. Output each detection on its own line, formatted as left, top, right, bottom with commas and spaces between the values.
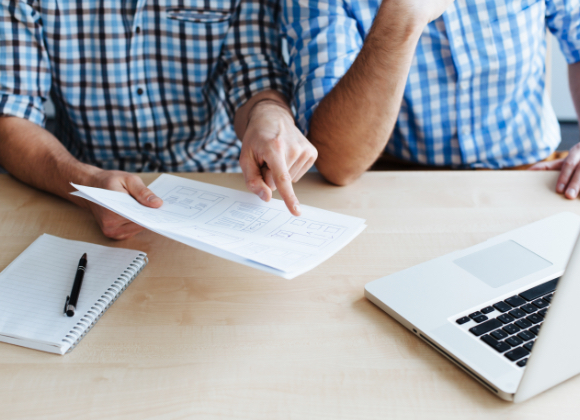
0, 234, 148, 355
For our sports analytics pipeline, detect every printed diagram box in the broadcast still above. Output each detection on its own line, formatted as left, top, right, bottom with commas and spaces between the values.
206, 202, 283, 232
269, 218, 347, 248
161, 187, 225, 218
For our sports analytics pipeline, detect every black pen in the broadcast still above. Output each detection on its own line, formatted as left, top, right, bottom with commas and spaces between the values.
64, 253, 87, 317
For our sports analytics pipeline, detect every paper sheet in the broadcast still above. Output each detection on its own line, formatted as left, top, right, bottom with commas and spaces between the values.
71, 174, 366, 279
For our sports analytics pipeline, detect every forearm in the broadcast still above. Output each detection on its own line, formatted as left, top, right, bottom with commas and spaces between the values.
569, 62, 580, 122
0, 116, 101, 208
309, 2, 426, 185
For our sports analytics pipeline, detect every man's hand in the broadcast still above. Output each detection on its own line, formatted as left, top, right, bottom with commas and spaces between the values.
237, 97, 317, 216
529, 144, 580, 199
82, 171, 163, 240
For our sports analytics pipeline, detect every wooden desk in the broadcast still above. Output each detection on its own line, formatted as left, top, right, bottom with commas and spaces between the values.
1, 171, 580, 419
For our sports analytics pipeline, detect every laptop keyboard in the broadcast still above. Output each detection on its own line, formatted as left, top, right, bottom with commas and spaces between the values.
455, 278, 558, 367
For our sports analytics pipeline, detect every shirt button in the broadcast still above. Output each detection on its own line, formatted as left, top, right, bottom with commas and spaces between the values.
137, 88, 144, 95
135, 26, 141, 34
144, 142, 153, 152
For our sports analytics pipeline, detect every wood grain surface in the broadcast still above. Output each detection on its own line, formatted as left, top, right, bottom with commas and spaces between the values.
1, 171, 580, 419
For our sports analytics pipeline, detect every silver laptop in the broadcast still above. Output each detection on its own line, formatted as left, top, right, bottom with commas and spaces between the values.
365, 212, 580, 402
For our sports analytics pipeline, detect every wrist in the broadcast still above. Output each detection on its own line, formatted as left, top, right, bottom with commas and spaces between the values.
247, 98, 294, 127
64, 164, 104, 209
375, 1, 428, 43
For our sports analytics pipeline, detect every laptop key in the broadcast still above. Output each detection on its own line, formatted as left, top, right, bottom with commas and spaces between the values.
481, 306, 495, 314
469, 318, 503, 336
472, 315, 488, 323
515, 319, 533, 329
544, 294, 553, 303
505, 296, 526, 307
517, 330, 535, 341
506, 336, 523, 347
505, 346, 530, 361
521, 304, 537, 314
502, 324, 520, 335
524, 341, 535, 351
529, 325, 541, 336
490, 329, 508, 340
456, 316, 471, 325
481, 335, 511, 353
526, 314, 543, 324
508, 308, 526, 319
517, 358, 528, 367
493, 302, 512, 313
532, 299, 549, 309
469, 311, 483, 319
497, 314, 514, 324
538, 308, 548, 318
519, 278, 559, 301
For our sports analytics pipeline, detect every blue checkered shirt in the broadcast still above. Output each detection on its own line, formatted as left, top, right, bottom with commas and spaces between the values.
282, 0, 580, 168
0, 0, 291, 172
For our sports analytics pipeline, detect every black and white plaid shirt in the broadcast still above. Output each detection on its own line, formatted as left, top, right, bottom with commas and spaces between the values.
0, 0, 291, 172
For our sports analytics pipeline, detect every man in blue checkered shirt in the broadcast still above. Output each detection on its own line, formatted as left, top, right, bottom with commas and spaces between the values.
0, 0, 317, 240
282, 0, 580, 197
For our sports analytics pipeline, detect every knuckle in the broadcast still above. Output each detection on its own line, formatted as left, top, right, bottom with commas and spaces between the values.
101, 219, 118, 231
276, 171, 293, 184
269, 136, 285, 152
246, 179, 261, 191
101, 226, 119, 239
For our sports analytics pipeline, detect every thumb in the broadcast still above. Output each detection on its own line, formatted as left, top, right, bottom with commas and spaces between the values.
125, 175, 163, 208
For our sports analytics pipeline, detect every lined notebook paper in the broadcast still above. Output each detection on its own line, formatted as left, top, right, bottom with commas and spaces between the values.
0, 235, 147, 355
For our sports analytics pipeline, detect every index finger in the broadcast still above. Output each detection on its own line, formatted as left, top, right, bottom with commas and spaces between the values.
266, 152, 301, 216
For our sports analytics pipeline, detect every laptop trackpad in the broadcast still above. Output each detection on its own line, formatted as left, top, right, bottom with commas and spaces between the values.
454, 240, 552, 288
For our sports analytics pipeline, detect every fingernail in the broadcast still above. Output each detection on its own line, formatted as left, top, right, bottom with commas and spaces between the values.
148, 195, 162, 205
294, 204, 301, 214
258, 191, 266, 200
557, 183, 566, 192
567, 188, 577, 198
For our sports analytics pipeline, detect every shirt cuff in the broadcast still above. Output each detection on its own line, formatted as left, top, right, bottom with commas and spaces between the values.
0, 93, 46, 127
226, 64, 293, 115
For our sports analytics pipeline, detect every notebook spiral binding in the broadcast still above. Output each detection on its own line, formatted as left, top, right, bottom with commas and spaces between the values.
61, 254, 148, 353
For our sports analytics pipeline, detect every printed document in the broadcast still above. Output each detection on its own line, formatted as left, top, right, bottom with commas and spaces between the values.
71, 174, 366, 278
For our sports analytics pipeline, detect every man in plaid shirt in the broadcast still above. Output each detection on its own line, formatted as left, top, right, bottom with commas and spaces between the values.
0, 0, 316, 239
282, 0, 580, 197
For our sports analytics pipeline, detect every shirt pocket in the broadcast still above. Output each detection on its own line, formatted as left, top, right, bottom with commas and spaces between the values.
166, 8, 232, 23
162, 2, 237, 87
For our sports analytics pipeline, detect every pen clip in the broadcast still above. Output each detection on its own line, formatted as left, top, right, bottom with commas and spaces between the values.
63, 295, 70, 316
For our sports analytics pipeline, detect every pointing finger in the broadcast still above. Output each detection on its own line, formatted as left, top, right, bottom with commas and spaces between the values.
265, 151, 301, 215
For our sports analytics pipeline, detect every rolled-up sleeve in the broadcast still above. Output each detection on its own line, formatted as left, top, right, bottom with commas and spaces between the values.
546, 0, 580, 64
0, 0, 51, 126
281, 0, 363, 133
221, 0, 292, 115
